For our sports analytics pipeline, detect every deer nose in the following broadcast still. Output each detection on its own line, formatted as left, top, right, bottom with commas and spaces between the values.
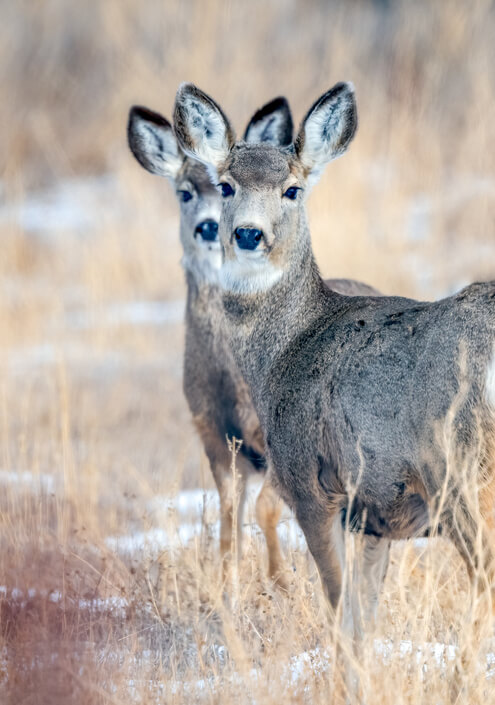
234, 227, 263, 251
195, 220, 218, 241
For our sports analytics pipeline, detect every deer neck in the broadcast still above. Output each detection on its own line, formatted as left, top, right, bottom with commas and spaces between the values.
184, 269, 224, 325
181, 246, 222, 291
222, 214, 333, 400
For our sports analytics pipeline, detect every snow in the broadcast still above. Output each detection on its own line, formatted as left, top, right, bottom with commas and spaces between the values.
406, 176, 495, 244
1, 342, 128, 373
65, 300, 185, 330
1, 466, 494, 692
114, 488, 434, 556
0, 175, 122, 238
0, 469, 56, 493
0, 469, 432, 557
105, 522, 217, 554
107, 486, 308, 555
0, 585, 128, 614
1, 171, 494, 700
158, 639, 495, 699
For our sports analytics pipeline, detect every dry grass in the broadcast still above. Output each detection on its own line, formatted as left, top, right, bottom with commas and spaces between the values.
0, 0, 495, 702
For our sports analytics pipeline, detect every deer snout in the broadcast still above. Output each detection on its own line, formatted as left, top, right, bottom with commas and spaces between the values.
234, 227, 264, 251
195, 220, 219, 242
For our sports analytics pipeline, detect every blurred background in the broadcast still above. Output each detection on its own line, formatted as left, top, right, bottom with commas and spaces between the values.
0, 1, 494, 702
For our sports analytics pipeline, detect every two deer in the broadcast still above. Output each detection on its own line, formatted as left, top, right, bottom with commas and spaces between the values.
169, 81, 495, 650
127, 97, 379, 590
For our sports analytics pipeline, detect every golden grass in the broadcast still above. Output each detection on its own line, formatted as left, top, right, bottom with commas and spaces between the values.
0, 0, 494, 702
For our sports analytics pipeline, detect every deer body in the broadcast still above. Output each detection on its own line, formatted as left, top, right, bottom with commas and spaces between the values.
225, 246, 494, 538
127, 103, 289, 582
128, 100, 381, 586
174, 81, 495, 642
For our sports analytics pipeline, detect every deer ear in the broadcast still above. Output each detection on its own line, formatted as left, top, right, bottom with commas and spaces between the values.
243, 96, 293, 147
295, 82, 357, 186
127, 106, 183, 180
174, 83, 235, 175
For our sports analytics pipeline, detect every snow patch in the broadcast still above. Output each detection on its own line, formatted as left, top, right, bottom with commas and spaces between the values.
105, 522, 217, 554
162, 640, 495, 697
66, 300, 185, 330
0, 585, 128, 614
0, 469, 55, 493
109, 488, 438, 556
0, 175, 121, 237
2, 343, 127, 373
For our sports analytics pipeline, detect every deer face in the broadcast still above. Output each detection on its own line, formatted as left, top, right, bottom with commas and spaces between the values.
127, 106, 222, 280
214, 142, 303, 293
174, 83, 357, 294
128, 97, 293, 285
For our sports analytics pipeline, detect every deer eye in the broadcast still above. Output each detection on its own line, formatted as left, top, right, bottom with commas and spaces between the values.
283, 186, 301, 200
219, 183, 235, 198
178, 190, 193, 203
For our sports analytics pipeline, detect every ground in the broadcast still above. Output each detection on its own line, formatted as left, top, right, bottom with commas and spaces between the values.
1, 1, 495, 703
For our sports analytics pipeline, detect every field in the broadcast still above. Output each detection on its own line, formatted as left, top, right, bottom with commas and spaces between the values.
1, 1, 495, 702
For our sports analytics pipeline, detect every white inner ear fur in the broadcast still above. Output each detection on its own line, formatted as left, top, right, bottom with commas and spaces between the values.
182, 95, 230, 168
220, 252, 283, 294
245, 113, 284, 145
300, 91, 354, 178
138, 122, 183, 178
486, 347, 495, 410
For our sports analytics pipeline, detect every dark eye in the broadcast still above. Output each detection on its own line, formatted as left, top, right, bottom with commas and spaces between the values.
178, 190, 193, 203
283, 186, 300, 200
219, 183, 235, 198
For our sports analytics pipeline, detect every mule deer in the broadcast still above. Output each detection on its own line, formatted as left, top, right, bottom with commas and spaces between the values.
174, 82, 495, 639
127, 97, 381, 589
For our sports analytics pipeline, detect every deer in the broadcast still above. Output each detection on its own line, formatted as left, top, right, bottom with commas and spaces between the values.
173, 81, 495, 646
127, 96, 381, 591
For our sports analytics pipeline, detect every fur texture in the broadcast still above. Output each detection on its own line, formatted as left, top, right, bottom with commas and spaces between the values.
487, 348, 495, 410
174, 81, 495, 645
127, 107, 184, 179
221, 250, 283, 294
295, 82, 357, 189
244, 97, 293, 147
174, 83, 235, 170
128, 98, 299, 585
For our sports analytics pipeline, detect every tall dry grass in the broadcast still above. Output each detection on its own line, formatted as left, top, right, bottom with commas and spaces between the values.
0, 0, 494, 702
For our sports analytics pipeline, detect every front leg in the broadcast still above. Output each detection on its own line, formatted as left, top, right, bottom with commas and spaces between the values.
256, 472, 287, 588
216, 461, 247, 567
194, 417, 248, 576
348, 534, 390, 642
297, 499, 390, 705
296, 502, 345, 616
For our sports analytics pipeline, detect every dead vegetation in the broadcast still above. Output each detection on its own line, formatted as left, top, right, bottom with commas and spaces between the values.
0, 0, 494, 702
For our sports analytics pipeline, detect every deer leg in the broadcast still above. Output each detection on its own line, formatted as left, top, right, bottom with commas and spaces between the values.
296, 505, 345, 618
447, 492, 495, 611
298, 506, 380, 703
479, 464, 495, 612
196, 420, 248, 577
446, 490, 495, 702
348, 534, 390, 643
214, 463, 247, 570
255, 474, 287, 588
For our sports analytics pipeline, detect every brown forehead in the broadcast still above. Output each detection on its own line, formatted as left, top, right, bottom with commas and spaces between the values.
224, 143, 292, 187
180, 158, 218, 195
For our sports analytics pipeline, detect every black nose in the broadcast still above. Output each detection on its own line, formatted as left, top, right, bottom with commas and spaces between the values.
234, 227, 263, 251
195, 220, 218, 241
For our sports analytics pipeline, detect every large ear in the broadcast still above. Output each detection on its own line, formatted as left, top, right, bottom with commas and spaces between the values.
127, 106, 183, 180
295, 82, 357, 185
243, 97, 293, 146
174, 83, 235, 173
